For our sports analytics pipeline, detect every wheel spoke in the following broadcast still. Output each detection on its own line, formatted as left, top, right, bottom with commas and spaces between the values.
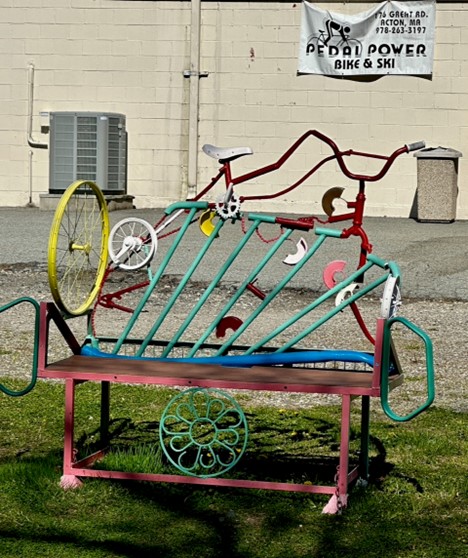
48, 180, 109, 316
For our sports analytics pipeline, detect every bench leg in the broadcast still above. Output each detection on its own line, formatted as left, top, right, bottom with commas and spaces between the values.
359, 395, 370, 484
60, 378, 83, 489
322, 394, 351, 514
100, 381, 110, 447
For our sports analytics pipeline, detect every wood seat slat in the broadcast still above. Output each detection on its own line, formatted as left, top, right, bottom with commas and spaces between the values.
41, 355, 402, 396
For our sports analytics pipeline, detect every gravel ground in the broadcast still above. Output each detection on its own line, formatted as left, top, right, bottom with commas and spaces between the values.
0, 260, 466, 415
1, 207, 467, 415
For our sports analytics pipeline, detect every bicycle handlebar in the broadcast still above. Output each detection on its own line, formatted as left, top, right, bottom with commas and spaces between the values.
234, 130, 425, 193
228, 130, 425, 203
406, 141, 426, 152
312, 129, 425, 182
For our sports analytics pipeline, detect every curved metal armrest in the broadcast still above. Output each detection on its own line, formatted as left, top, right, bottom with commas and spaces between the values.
0, 297, 40, 397
381, 316, 435, 422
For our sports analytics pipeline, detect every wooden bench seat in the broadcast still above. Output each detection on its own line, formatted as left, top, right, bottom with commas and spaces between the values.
41, 354, 403, 396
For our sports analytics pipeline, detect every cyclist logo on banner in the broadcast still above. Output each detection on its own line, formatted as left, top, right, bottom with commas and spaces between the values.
306, 17, 363, 58
298, 0, 436, 76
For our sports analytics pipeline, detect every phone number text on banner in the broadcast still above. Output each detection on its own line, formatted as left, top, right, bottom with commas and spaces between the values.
298, 1, 436, 76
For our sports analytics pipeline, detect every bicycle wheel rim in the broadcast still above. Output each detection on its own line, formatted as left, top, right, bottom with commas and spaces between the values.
48, 180, 110, 316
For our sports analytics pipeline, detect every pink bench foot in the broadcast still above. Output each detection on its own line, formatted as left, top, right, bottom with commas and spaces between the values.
322, 493, 348, 514
60, 474, 83, 490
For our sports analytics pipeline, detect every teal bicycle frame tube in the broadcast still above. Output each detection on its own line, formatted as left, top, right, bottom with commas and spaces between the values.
138, 216, 227, 356
212, 232, 329, 357
113, 205, 206, 354
381, 316, 435, 421
367, 253, 401, 280
0, 297, 40, 397
314, 226, 342, 238
188, 216, 294, 357
159, 215, 262, 358
164, 201, 209, 214
247, 260, 388, 354
274, 254, 402, 352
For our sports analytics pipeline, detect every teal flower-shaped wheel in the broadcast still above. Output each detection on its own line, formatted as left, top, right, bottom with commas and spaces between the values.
159, 388, 248, 478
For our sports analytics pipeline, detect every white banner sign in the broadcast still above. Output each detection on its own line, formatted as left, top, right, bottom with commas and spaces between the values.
298, 1, 436, 76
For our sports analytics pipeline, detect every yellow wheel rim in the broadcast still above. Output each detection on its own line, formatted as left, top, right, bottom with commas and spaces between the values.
48, 180, 110, 316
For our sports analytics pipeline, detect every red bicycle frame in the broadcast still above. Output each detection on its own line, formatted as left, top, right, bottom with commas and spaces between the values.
192, 130, 424, 266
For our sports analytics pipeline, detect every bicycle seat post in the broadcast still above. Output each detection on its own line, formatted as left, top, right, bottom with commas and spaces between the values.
223, 160, 233, 189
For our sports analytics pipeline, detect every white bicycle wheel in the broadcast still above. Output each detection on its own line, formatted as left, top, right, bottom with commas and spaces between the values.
381, 276, 401, 319
108, 217, 158, 270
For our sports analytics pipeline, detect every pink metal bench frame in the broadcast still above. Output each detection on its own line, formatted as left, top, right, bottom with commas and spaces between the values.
38, 302, 402, 514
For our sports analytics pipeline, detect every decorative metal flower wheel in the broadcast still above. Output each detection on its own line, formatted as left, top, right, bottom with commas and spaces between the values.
159, 388, 248, 478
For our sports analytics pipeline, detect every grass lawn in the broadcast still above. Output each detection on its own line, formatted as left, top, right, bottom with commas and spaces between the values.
0, 380, 466, 558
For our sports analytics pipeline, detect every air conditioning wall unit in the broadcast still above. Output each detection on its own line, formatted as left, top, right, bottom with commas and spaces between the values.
49, 112, 127, 194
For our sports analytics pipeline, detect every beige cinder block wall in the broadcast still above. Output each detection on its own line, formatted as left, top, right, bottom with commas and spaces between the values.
1, 1, 467, 219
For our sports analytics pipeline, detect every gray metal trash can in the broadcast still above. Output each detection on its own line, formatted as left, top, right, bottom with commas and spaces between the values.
414, 147, 463, 223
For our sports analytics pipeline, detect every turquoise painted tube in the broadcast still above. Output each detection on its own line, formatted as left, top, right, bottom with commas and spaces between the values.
314, 226, 343, 238
381, 316, 435, 422
246, 260, 385, 354
160, 216, 261, 358
164, 201, 208, 214
213, 232, 329, 357
0, 297, 40, 397
367, 253, 401, 280
113, 206, 200, 354
248, 213, 277, 224
137, 217, 226, 356
275, 273, 388, 353
188, 220, 294, 357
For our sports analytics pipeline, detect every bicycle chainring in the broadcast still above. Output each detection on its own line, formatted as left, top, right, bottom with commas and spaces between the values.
215, 193, 241, 220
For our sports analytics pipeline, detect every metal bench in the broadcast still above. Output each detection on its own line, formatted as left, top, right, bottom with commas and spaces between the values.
35, 201, 434, 513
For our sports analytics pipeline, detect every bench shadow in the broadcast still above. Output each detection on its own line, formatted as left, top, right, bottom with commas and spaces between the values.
73, 414, 406, 489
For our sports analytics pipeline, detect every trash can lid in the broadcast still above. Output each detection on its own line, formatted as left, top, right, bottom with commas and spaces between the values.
414, 146, 463, 159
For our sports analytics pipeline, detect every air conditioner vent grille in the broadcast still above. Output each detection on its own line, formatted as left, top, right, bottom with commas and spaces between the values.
49, 112, 127, 194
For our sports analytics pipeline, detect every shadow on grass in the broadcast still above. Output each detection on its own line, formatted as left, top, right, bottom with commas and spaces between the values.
1, 403, 466, 557
73, 410, 428, 492
75, 411, 363, 486
0, 529, 173, 558
0, 439, 465, 558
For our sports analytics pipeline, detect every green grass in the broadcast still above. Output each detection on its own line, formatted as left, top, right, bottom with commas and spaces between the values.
0, 380, 466, 558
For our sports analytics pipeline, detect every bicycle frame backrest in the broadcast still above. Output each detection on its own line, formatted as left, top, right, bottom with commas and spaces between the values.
91, 202, 397, 362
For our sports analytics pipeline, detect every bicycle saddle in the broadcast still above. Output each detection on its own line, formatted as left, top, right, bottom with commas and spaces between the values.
202, 144, 253, 163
